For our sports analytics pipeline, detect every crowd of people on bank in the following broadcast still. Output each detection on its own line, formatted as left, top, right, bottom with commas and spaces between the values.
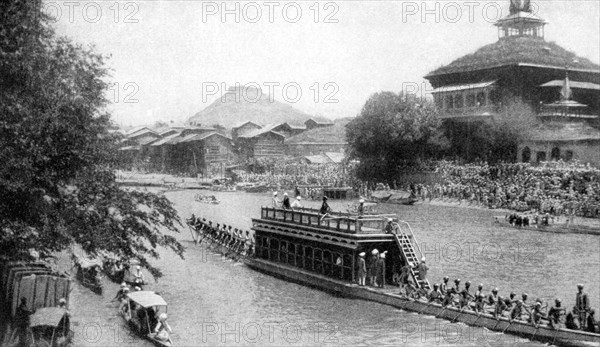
232, 160, 599, 219
357, 160, 600, 219
423, 160, 600, 218
233, 162, 354, 189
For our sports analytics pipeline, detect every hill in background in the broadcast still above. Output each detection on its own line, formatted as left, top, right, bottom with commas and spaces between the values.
187, 86, 332, 128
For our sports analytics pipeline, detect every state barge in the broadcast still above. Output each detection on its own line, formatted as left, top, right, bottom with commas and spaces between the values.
189, 207, 600, 347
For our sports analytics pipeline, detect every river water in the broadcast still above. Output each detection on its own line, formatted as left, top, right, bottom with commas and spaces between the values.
68, 190, 600, 346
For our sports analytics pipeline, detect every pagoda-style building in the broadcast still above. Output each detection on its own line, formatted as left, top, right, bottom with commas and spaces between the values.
425, 0, 600, 165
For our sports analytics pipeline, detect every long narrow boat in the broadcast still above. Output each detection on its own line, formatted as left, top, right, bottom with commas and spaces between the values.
188, 207, 600, 347
493, 216, 600, 236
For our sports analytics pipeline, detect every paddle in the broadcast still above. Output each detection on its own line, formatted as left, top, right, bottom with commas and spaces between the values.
452, 298, 475, 323
187, 223, 197, 243
418, 301, 433, 315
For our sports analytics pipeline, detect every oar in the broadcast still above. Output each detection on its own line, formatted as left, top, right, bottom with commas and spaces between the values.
417, 301, 432, 314
435, 299, 453, 318
502, 317, 516, 334
187, 223, 197, 243
196, 231, 210, 246
452, 298, 474, 323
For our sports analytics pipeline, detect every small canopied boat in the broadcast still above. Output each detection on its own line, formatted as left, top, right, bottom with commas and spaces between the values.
121, 291, 173, 347
194, 194, 220, 204
71, 254, 103, 295
29, 307, 73, 347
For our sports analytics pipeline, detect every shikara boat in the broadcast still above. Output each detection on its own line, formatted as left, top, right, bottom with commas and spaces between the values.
493, 215, 600, 236
71, 254, 103, 295
29, 307, 73, 347
121, 291, 174, 347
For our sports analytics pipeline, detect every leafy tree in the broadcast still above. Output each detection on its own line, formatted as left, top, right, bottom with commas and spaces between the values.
0, 1, 184, 277
346, 92, 446, 183
444, 99, 537, 163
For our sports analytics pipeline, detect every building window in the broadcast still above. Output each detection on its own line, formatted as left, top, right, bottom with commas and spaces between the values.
445, 94, 454, 109
435, 95, 444, 109
551, 147, 560, 161
522, 147, 531, 162
536, 151, 546, 163
208, 146, 220, 154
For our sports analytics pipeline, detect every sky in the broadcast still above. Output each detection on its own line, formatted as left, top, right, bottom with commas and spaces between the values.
48, 0, 600, 126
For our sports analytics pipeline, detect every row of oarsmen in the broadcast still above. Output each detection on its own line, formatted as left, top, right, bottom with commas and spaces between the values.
425, 278, 598, 332
187, 215, 255, 257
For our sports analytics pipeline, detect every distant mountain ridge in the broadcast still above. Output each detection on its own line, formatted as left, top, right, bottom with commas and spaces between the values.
186, 86, 331, 128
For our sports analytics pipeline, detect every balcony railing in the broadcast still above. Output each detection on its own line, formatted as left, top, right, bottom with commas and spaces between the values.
259, 207, 396, 235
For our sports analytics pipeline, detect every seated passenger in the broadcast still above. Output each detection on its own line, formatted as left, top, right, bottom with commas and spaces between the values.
154, 313, 172, 341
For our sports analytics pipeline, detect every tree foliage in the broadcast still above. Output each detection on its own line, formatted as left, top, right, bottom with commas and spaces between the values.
444, 99, 538, 163
345, 92, 447, 183
0, 0, 184, 277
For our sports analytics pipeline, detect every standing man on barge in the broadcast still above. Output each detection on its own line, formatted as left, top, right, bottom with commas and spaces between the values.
575, 284, 590, 330
357, 252, 366, 286
376, 252, 386, 288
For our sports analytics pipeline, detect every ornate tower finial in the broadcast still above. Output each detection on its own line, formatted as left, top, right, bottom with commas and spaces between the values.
509, 0, 532, 14
496, 0, 544, 39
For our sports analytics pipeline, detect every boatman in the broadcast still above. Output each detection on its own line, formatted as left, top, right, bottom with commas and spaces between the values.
416, 257, 428, 282
376, 252, 386, 288
154, 313, 172, 342
547, 298, 566, 329
440, 276, 449, 295
368, 249, 379, 286
357, 252, 367, 286
459, 281, 474, 309
272, 192, 279, 208
530, 299, 545, 326
282, 193, 291, 210
575, 284, 590, 330
291, 196, 302, 210
398, 261, 412, 295
357, 199, 365, 216
114, 282, 129, 302
319, 196, 332, 222
15, 297, 34, 346
384, 218, 395, 234
133, 265, 145, 289
510, 299, 525, 320
428, 284, 443, 303
586, 309, 598, 333
488, 287, 500, 316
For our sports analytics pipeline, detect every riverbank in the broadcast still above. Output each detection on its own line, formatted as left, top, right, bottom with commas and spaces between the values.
116, 171, 600, 235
